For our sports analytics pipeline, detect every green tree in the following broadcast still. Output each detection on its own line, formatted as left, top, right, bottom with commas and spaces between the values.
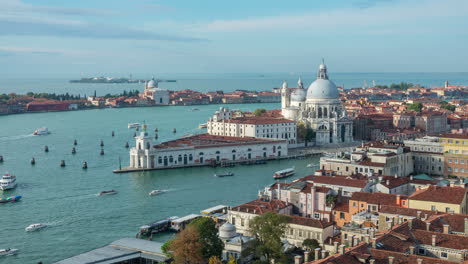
302, 238, 320, 251
249, 212, 289, 263
407, 102, 423, 112
253, 108, 266, 116
161, 240, 173, 258
297, 122, 315, 146
190, 217, 224, 259
439, 101, 456, 111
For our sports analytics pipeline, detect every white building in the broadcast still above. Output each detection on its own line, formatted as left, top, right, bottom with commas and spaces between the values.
404, 136, 444, 176
141, 77, 170, 105
281, 63, 353, 145
219, 222, 255, 264
207, 107, 297, 145
128, 125, 288, 170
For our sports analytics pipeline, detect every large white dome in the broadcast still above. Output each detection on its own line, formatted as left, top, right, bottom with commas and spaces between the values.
306, 79, 339, 100
219, 222, 236, 239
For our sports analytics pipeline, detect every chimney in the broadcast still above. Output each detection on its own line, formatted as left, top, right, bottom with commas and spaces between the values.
369, 259, 375, 264
386, 180, 390, 185
410, 175, 413, 181
443, 224, 450, 234
314, 248, 321, 260
394, 174, 398, 178
416, 211, 422, 219
304, 251, 310, 262
321, 250, 328, 259
388, 256, 394, 264
426, 222, 431, 231
396, 195, 401, 206
371, 238, 377, 248
432, 235, 437, 246
294, 255, 302, 264
333, 241, 339, 253
409, 246, 415, 254
417, 259, 423, 264
339, 245, 345, 255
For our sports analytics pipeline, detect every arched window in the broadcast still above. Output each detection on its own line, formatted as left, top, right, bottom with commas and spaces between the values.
278, 146, 282, 149
263, 147, 267, 151
232, 149, 236, 153
199, 152, 204, 155
178, 155, 182, 162
273, 146, 276, 153
138, 143, 141, 150
324, 107, 328, 117
146, 142, 150, 149
215, 151, 220, 154
247, 148, 252, 151
158, 157, 162, 164
189, 154, 193, 161
169, 155, 173, 163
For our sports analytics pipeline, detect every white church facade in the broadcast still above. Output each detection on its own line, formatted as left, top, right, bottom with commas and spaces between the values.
140, 77, 170, 105
281, 63, 353, 146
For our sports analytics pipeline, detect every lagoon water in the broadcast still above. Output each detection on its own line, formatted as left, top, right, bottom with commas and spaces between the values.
0, 103, 319, 263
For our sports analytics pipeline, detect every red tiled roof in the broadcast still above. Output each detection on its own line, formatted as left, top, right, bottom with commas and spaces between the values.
369, 248, 458, 264
154, 133, 286, 149
409, 186, 467, 205
379, 205, 441, 219
289, 215, 334, 229
230, 199, 289, 215
428, 213, 468, 233
224, 117, 294, 125
412, 229, 468, 250
302, 175, 368, 188
440, 133, 468, 139
351, 192, 407, 206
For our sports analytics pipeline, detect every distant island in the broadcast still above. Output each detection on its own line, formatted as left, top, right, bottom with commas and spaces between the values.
69, 77, 176, 84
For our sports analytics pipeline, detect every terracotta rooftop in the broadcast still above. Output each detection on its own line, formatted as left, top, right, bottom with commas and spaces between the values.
368, 248, 458, 264
351, 192, 407, 206
289, 215, 334, 229
409, 186, 467, 205
440, 133, 468, 139
379, 205, 441, 219
412, 229, 468, 250
224, 117, 295, 125
302, 175, 368, 189
230, 199, 289, 215
428, 213, 468, 233
153, 133, 286, 149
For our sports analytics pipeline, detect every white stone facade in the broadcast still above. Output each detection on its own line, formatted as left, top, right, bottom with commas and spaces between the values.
281, 63, 353, 146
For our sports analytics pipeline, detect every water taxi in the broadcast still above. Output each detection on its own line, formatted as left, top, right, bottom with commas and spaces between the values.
191, 108, 200, 111
273, 167, 295, 179
25, 223, 47, 232
214, 172, 234, 177
128, 123, 140, 129
0, 248, 18, 256
33, 127, 50, 136
0, 196, 22, 204
0, 173, 17, 191
149, 190, 165, 196
98, 190, 117, 196
198, 123, 208, 129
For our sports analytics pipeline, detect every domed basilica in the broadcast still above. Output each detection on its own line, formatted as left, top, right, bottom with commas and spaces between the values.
281, 63, 353, 145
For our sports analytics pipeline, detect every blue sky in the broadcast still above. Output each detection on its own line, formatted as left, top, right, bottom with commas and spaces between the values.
1, 0, 467, 77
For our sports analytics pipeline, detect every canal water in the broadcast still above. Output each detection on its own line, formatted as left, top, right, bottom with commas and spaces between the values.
0, 103, 319, 263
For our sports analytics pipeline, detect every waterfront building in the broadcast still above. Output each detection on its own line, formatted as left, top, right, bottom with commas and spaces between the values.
408, 185, 468, 214
440, 133, 468, 178
228, 199, 334, 247
141, 77, 170, 105
128, 125, 288, 170
281, 63, 353, 146
319, 141, 414, 177
393, 111, 448, 134
404, 136, 444, 176
55, 238, 169, 264
207, 107, 298, 145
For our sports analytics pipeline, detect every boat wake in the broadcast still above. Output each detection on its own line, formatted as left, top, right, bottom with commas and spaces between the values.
0, 134, 34, 141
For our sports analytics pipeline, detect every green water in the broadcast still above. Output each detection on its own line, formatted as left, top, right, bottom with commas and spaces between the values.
0, 104, 319, 263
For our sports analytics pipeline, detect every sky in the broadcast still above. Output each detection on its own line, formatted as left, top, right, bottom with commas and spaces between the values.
1, 0, 468, 78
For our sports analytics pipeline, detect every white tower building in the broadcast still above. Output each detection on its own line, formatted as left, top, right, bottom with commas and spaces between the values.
129, 123, 154, 168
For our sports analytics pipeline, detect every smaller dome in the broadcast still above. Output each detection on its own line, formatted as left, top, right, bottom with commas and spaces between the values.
219, 222, 236, 239
291, 88, 306, 102
282, 80, 288, 90
147, 77, 157, 89
319, 64, 326, 70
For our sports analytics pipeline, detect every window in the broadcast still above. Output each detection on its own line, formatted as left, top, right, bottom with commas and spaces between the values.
419, 248, 426, 255
441, 252, 448, 259
353, 202, 357, 207
340, 212, 345, 219
448, 159, 452, 163
314, 213, 320, 219
431, 205, 436, 211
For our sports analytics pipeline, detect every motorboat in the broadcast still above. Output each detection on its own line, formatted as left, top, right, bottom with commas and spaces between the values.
191, 108, 200, 111
198, 123, 208, 129
149, 190, 165, 196
0, 196, 22, 204
214, 172, 234, 177
98, 190, 117, 196
306, 163, 317, 168
128, 123, 140, 129
0, 248, 18, 256
33, 127, 50, 136
25, 223, 47, 232
273, 167, 295, 179
0, 173, 17, 191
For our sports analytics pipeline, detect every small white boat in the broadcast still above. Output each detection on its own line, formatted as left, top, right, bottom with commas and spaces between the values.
0, 248, 18, 256
149, 190, 165, 196
0, 173, 17, 191
198, 123, 207, 129
25, 223, 47, 232
306, 163, 316, 168
33, 127, 50, 136
273, 167, 295, 179
128, 123, 140, 129
214, 172, 234, 177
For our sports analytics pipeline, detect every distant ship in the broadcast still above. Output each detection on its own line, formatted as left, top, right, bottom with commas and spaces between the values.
70, 77, 177, 84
